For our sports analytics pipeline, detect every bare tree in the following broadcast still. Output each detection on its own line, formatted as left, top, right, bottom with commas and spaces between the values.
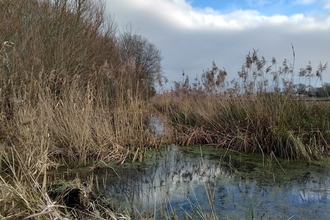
117, 29, 162, 97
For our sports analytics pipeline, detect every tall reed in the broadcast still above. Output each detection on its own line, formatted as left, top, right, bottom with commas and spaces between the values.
0, 0, 168, 218
155, 50, 329, 161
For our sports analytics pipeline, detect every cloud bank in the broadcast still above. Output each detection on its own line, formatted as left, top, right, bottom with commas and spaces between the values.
106, 0, 330, 89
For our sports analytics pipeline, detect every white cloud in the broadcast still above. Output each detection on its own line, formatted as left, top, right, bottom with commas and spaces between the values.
114, 0, 328, 31
107, 0, 330, 88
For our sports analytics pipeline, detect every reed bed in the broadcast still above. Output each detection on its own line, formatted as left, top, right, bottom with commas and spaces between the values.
0, 38, 165, 220
0, 0, 168, 218
154, 48, 329, 161
154, 93, 330, 161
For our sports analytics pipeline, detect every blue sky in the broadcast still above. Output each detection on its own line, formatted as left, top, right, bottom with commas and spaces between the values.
107, 0, 330, 90
191, 0, 326, 15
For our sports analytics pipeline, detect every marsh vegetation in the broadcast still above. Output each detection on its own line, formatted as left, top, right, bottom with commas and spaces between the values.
0, 0, 329, 219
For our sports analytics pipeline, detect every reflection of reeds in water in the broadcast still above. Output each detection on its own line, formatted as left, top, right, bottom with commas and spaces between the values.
104, 146, 230, 219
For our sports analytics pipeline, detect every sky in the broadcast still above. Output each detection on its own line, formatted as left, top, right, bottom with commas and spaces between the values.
106, 0, 330, 90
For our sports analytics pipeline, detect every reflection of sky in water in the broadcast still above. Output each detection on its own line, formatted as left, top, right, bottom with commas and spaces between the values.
105, 146, 330, 219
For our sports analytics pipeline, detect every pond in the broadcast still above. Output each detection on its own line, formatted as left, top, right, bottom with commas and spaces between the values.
92, 145, 330, 220
51, 145, 330, 219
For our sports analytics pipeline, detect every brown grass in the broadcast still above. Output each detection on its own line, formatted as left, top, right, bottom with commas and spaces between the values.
155, 83, 330, 161
0, 0, 169, 218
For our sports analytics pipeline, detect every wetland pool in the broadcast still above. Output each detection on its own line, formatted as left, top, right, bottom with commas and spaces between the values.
57, 145, 330, 219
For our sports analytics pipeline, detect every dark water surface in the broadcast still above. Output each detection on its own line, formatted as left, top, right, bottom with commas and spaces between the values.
96, 145, 330, 219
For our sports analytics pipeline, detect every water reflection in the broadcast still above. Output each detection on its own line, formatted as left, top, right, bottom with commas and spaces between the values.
149, 115, 164, 137
104, 146, 330, 219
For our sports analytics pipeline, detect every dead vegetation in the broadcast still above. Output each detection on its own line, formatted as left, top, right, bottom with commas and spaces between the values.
155, 49, 329, 161
0, 0, 168, 219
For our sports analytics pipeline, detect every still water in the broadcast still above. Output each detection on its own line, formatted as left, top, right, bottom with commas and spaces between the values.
97, 145, 330, 219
